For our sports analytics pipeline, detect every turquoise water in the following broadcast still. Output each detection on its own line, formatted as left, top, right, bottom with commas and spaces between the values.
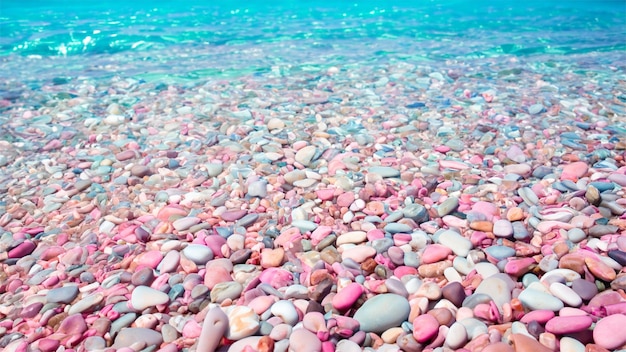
1, 0, 625, 82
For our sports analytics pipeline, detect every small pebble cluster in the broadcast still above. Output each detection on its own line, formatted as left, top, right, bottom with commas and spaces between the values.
1, 54, 626, 352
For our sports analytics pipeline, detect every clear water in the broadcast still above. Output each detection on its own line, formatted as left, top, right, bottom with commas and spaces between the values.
1, 0, 625, 82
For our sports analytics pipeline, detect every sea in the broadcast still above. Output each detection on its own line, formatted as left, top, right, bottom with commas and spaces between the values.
1, 0, 625, 83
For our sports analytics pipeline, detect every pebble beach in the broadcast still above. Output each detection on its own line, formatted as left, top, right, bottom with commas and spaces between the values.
1, 1, 626, 351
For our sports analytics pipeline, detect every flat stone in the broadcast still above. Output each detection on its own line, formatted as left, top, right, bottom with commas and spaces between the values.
295, 145, 317, 166
112, 327, 163, 349
182, 244, 214, 265
402, 203, 429, 223
211, 281, 243, 303
518, 288, 564, 311
384, 223, 412, 234
437, 197, 459, 217
438, 230, 472, 257
131, 286, 169, 311
368, 166, 400, 178
353, 294, 410, 333
46, 285, 79, 304
493, 219, 513, 238
172, 217, 200, 231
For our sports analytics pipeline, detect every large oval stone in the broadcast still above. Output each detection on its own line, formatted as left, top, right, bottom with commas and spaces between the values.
353, 293, 410, 333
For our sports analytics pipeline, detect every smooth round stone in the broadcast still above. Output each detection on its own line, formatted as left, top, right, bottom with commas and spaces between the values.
341, 245, 376, 263
224, 305, 260, 340
173, 217, 200, 231
295, 145, 317, 166
131, 286, 169, 311
112, 327, 163, 348
183, 244, 214, 265
518, 289, 564, 311
442, 282, 466, 307
46, 285, 79, 304
593, 314, 626, 349
211, 281, 243, 303
567, 228, 587, 243
371, 238, 394, 253
560, 336, 585, 352
68, 292, 104, 315
445, 321, 468, 349
545, 315, 592, 334
549, 282, 582, 307
421, 245, 451, 267
608, 250, 626, 266
528, 103, 544, 114
131, 267, 155, 286
438, 230, 472, 257
520, 310, 555, 324
384, 223, 412, 234
512, 221, 530, 240
248, 180, 267, 197
289, 328, 322, 352
493, 219, 514, 238
332, 283, 364, 311
412, 314, 439, 343
336, 339, 362, 352
475, 276, 512, 311
337, 231, 367, 246
484, 245, 516, 261
159, 251, 180, 274
402, 203, 429, 223
271, 300, 299, 326
458, 318, 488, 339
353, 294, 410, 333
291, 220, 318, 233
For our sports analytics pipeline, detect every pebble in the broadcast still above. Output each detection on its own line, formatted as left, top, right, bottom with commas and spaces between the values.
353, 294, 410, 333
368, 166, 400, 178
545, 315, 592, 334
592, 314, 626, 350
112, 327, 163, 349
224, 305, 260, 340
46, 285, 79, 304
131, 286, 170, 310
438, 229, 472, 257
518, 289, 564, 311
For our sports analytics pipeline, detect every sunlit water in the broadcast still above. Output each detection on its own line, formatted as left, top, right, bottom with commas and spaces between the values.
1, 0, 625, 83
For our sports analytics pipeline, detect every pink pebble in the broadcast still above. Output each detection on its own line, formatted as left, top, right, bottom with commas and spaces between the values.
394, 266, 418, 278
38, 338, 60, 352
258, 268, 293, 289
289, 328, 322, 352
545, 315, 592, 334
204, 266, 232, 289
311, 226, 333, 245
421, 244, 452, 264
135, 250, 164, 269
221, 210, 247, 222
560, 161, 588, 181
182, 319, 202, 338
471, 201, 498, 221
332, 283, 363, 311
204, 235, 226, 258
412, 314, 439, 343
520, 310, 555, 324
336, 192, 355, 207
593, 313, 626, 350
58, 314, 88, 335
316, 189, 335, 201
9, 240, 36, 258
